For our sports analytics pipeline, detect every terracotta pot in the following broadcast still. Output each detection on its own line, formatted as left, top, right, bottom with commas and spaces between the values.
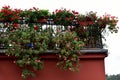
37, 18, 47, 23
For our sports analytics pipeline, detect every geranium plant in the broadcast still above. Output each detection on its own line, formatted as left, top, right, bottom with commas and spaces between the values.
20, 7, 50, 23
1, 24, 49, 78
70, 11, 118, 48
52, 8, 78, 28
0, 6, 21, 23
0, 6, 118, 79
0, 23, 84, 78
53, 30, 84, 71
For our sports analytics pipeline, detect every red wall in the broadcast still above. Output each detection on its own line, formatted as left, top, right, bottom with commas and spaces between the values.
0, 52, 107, 80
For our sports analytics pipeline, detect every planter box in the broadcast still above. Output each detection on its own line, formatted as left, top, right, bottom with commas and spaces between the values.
0, 49, 107, 80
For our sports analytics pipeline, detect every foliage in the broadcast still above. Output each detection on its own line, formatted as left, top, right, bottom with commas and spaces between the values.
0, 6, 21, 23
70, 11, 118, 48
1, 24, 49, 78
106, 74, 120, 80
0, 23, 84, 78
52, 8, 78, 27
20, 7, 50, 23
79, 11, 117, 32
0, 6, 118, 33
54, 30, 84, 71
0, 6, 119, 78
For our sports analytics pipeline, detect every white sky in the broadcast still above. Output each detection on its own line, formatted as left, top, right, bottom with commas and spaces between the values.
0, 0, 120, 75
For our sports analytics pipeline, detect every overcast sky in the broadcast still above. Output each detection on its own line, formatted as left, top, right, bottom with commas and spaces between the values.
0, 0, 120, 75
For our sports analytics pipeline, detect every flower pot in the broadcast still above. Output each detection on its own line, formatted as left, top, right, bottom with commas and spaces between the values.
37, 18, 47, 23
0, 49, 107, 80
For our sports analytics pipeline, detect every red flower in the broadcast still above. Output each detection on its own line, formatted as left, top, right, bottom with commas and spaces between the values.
13, 23, 19, 28
101, 24, 106, 28
86, 16, 91, 21
10, 17, 15, 21
79, 30, 83, 32
88, 21, 93, 25
29, 8, 33, 11
52, 12, 54, 14
34, 26, 39, 30
2, 6, 10, 9
72, 10, 79, 14
55, 9, 58, 12
58, 10, 62, 13
79, 22, 87, 26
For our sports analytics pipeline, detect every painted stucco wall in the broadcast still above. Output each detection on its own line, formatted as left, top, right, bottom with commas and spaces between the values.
0, 49, 107, 80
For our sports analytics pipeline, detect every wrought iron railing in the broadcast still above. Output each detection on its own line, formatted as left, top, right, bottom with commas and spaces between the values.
0, 17, 103, 49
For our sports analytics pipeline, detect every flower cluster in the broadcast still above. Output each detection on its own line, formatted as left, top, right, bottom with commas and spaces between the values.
52, 8, 79, 27
0, 6, 119, 78
0, 6, 21, 22
75, 11, 118, 31
1, 24, 49, 78
70, 11, 118, 47
54, 31, 84, 71
0, 6, 118, 33
20, 7, 50, 23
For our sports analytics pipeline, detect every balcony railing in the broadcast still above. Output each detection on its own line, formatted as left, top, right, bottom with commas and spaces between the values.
0, 17, 103, 49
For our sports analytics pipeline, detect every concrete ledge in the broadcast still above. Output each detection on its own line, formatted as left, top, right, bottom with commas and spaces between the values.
80, 48, 108, 54
0, 48, 108, 54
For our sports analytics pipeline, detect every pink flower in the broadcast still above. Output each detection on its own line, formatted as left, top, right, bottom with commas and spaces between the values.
27, 61, 30, 64
111, 16, 116, 19
35, 60, 41, 62
64, 57, 67, 61
69, 68, 72, 70
13, 61, 16, 63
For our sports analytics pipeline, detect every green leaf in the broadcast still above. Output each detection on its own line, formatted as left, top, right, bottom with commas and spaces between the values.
21, 69, 35, 79
16, 60, 24, 67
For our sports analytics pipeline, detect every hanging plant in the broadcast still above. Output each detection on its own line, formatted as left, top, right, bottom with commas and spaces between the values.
53, 30, 84, 71
2, 24, 49, 78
